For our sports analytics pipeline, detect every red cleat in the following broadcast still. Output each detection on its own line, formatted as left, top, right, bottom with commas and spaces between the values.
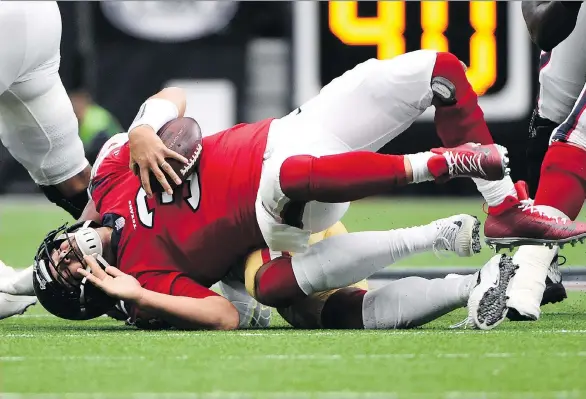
484, 181, 586, 250
429, 143, 510, 182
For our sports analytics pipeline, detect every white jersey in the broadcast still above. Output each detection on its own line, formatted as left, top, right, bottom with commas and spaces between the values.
0, 2, 87, 186
538, 7, 586, 124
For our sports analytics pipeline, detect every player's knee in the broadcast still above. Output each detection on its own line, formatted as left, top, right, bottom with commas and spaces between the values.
254, 256, 306, 308
279, 155, 314, 200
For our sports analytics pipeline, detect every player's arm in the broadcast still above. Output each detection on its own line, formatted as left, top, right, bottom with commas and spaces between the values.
133, 289, 238, 331
522, 1, 583, 51
79, 255, 239, 330
128, 87, 190, 197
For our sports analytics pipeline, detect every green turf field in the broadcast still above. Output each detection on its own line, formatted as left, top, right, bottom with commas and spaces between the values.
1, 197, 585, 398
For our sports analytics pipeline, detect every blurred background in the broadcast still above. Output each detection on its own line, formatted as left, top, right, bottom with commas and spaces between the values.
0, 1, 538, 196
2, 1, 568, 270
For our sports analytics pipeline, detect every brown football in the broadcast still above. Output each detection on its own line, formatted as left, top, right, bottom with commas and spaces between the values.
148, 117, 203, 193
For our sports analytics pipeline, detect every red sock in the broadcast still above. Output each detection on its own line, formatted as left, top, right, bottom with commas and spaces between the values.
321, 287, 367, 329
279, 152, 408, 203
534, 142, 586, 220
254, 255, 307, 308
432, 52, 494, 147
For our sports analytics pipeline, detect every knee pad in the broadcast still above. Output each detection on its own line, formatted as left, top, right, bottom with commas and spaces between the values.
527, 109, 558, 197
39, 185, 89, 219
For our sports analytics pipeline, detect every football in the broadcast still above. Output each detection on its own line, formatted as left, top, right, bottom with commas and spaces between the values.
149, 117, 203, 193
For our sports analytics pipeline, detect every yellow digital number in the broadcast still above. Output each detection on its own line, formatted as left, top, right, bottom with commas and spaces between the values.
329, 1, 406, 59
329, 1, 497, 95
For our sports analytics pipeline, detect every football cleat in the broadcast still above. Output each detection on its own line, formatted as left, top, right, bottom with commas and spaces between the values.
431, 214, 482, 257
429, 142, 510, 182
541, 254, 568, 306
484, 181, 586, 251
463, 254, 518, 330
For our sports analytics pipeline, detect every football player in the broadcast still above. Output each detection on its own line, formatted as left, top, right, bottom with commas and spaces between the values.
476, 1, 586, 322
7, 49, 536, 326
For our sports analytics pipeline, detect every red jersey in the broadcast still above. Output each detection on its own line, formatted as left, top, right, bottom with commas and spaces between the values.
90, 119, 272, 305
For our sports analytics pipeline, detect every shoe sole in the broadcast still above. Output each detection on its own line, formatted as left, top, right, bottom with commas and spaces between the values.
470, 216, 482, 255
473, 255, 518, 330
485, 234, 586, 252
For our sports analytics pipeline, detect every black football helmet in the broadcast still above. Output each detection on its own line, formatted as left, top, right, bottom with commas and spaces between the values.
32, 220, 116, 320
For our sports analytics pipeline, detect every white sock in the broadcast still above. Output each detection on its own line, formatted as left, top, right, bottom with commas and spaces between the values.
292, 223, 437, 295
405, 152, 434, 183
362, 274, 476, 329
509, 245, 557, 319
0, 266, 35, 296
472, 176, 517, 206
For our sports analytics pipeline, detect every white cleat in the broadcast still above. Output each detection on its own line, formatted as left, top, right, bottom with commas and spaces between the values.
466, 254, 519, 330
432, 214, 481, 257
0, 293, 36, 320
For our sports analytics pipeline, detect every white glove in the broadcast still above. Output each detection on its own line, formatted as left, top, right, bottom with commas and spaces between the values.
218, 276, 271, 329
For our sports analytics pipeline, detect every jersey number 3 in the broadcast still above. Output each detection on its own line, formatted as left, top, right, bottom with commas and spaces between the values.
135, 173, 201, 228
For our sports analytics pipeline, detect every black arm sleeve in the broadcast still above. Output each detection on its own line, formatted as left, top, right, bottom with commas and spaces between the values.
522, 1, 583, 52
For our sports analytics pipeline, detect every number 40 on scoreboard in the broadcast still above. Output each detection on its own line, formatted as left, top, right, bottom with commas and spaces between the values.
293, 1, 533, 122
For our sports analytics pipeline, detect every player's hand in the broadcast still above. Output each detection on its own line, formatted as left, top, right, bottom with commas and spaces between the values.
128, 126, 188, 197
78, 255, 144, 304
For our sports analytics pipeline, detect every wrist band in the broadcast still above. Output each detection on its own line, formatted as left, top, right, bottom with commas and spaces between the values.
128, 98, 179, 134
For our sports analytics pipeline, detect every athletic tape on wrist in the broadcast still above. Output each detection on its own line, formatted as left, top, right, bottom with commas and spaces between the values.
128, 98, 179, 134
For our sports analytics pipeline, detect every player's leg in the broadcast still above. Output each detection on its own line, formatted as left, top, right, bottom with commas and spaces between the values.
279, 255, 516, 331
251, 216, 480, 308
431, 52, 517, 208
278, 275, 472, 330
258, 51, 508, 252
0, 2, 90, 219
502, 83, 586, 320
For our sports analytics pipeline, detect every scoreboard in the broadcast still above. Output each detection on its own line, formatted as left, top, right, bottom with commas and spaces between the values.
293, 1, 533, 121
